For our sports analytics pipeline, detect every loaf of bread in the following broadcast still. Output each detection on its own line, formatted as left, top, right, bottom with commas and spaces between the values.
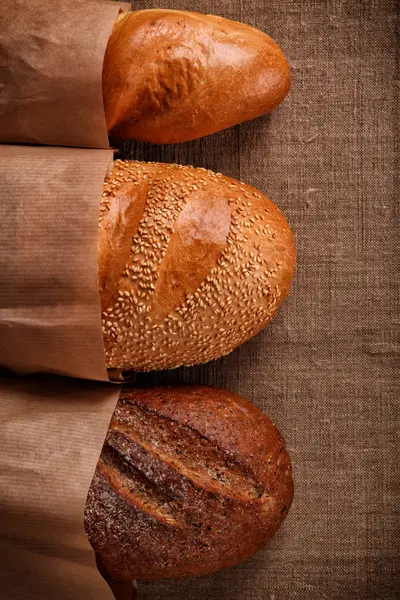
99, 160, 295, 373
103, 9, 290, 143
85, 385, 293, 579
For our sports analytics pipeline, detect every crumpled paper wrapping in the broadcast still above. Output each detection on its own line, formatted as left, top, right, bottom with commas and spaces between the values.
0, 0, 122, 148
0, 1, 133, 598
0, 374, 122, 600
0, 145, 113, 380
0, 144, 128, 598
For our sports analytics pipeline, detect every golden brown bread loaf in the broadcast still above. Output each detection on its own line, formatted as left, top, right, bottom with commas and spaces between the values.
85, 385, 293, 579
103, 9, 291, 143
99, 160, 295, 373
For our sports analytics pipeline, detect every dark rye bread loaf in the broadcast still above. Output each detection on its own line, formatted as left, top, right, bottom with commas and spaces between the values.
99, 160, 295, 373
85, 386, 293, 580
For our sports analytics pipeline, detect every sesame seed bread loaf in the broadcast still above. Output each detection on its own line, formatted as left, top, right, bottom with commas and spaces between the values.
99, 160, 295, 372
103, 9, 291, 144
84, 385, 293, 579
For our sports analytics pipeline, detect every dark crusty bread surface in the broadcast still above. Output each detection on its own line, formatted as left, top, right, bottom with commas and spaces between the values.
99, 160, 295, 373
85, 385, 293, 579
103, 9, 291, 143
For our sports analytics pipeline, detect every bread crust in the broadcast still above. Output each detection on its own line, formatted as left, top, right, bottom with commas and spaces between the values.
85, 385, 293, 579
99, 160, 295, 372
103, 9, 291, 143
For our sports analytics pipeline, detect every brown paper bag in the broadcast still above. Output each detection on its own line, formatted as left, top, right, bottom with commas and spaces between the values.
0, 1, 134, 597
0, 142, 137, 596
0, 144, 132, 597
0, 374, 122, 600
0, 144, 138, 598
0, 145, 113, 381
0, 0, 126, 148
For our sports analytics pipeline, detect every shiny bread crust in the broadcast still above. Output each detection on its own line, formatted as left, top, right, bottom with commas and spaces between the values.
99, 160, 295, 372
103, 9, 290, 143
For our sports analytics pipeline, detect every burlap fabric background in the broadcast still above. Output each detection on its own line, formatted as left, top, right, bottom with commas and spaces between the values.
108, 1, 399, 598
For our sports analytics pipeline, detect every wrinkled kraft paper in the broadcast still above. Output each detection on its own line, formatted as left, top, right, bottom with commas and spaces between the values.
0, 145, 113, 381
0, 1, 133, 598
0, 144, 131, 598
0, 0, 124, 148
0, 375, 122, 600
0, 145, 131, 594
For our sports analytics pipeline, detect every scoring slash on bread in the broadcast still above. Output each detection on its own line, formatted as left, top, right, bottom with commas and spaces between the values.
85, 385, 293, 579
103, 9, 291, 143
99, 160, 295, 373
